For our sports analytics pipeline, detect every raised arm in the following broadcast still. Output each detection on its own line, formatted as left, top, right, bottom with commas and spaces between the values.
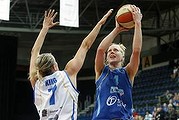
126, 5, 143, 83
29, 10, 59, 88
95, 21, 127, 80
65, 9, 113, 87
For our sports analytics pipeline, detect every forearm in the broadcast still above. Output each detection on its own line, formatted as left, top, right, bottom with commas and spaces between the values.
82, 9, 113, 49
98, 27, 120, 50
133, 21, 142, 52
82, 22, 103, 49
31, 27, 49, 54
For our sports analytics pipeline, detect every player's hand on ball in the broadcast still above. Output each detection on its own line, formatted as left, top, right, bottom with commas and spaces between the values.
115, 20, 129, 32
130, 5, 142, 24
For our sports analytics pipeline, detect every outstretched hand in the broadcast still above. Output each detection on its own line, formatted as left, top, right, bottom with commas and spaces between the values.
43, 9, 59, 29
98, 9, 113, 25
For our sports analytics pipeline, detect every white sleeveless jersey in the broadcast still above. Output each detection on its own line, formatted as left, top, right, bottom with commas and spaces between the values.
34, 70, 79, 120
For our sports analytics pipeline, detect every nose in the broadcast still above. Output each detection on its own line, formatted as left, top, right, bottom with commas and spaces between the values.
110, 49, 115, 53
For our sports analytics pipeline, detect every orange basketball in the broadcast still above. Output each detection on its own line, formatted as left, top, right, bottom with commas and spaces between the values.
116, 4, 135, 29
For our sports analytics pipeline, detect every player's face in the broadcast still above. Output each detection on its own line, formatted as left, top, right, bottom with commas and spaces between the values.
106, 44, 124, 65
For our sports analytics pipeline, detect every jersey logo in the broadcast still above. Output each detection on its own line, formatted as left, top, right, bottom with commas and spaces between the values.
106, 95, 126, 107
106, 96, 117, 106
110, 86, 124, 96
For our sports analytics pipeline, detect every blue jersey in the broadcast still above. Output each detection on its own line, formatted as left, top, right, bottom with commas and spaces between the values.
92, 65, 133, 120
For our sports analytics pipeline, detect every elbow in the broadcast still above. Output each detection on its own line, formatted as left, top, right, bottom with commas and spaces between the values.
81, 40, 92, 50
31, 47, 39, 55
31, 48, 35, 55
82, 43, 91, 50
86, 44, 91, 50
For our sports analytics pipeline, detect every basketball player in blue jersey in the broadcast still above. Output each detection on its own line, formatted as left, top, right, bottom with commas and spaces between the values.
29, 9, 113, 120
92, 5, 142, 120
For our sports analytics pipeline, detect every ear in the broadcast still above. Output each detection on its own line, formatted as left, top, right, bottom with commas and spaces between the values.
121, 56, 124, 62
52, 64, 58, 71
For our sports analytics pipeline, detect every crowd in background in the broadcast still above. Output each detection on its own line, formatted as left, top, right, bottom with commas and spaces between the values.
133, 59, 179, 120
133, 90, 179, 120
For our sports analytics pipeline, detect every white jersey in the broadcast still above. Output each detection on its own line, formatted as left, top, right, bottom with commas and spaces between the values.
34, 70, 79, 120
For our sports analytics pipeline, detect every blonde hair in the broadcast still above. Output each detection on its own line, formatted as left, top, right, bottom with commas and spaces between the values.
118, 43, 126, 66
119, 43, 126, 57
29, 53, 57, 81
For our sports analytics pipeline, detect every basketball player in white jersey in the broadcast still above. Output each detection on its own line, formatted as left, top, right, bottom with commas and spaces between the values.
29, 9, 113, 120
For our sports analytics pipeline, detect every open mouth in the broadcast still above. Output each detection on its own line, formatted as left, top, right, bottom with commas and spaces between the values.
109, 54, 116, 59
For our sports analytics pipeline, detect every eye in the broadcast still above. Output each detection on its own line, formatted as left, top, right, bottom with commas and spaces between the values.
107, 49, 112, 53
113, 48, 119, 52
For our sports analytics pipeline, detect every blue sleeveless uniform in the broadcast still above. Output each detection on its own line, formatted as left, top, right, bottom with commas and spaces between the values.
92, 65, 134, 120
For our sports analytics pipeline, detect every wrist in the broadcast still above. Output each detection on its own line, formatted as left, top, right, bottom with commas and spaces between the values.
112, 28, 120, 36
114, 27, 122, 33
42, 26, 49, 30
135, 21, 141, 27
97, 21, 103, 26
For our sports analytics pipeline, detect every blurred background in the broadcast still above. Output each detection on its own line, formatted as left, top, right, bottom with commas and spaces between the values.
0, 0, 179, 119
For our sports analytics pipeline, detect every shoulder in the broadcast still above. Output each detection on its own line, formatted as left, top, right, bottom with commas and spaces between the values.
101, 65, 110, 74
96, 65, 109, 82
